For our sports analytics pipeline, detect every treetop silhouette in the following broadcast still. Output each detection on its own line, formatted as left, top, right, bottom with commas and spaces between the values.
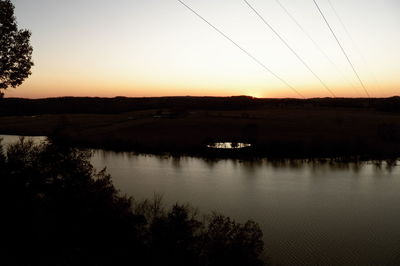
0, 0, 33, 97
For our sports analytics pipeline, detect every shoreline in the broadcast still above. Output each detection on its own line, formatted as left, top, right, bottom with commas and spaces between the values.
1, 96, 400, 161
1, 133, 399, 163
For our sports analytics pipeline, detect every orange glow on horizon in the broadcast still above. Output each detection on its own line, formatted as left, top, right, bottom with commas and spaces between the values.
7, 0, 400, 99
5, 78, 399, 99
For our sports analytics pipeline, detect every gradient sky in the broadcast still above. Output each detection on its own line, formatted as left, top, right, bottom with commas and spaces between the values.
5, 0, 400, 98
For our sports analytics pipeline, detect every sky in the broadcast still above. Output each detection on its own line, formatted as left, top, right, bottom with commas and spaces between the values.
5, 0, 400, 98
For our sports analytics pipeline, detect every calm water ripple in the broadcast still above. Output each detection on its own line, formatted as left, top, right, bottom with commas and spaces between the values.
2, 135, 400, 265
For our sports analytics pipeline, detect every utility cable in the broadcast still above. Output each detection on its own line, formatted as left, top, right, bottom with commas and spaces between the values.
275, 0, 359, 95
327, 0, 379, 95
313, 0, 370, 97
244, 0, 336, 97
177, 0, 305, 98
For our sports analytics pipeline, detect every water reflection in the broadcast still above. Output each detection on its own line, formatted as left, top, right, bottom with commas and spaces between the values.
2, 135, 400, 266
207, 142, 252, 149
92, 148, 399, 175
0, 134, 46, 146
88, 150, 400, 266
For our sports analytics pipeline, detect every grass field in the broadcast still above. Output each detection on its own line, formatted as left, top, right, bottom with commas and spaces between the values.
1, 97, 400, 159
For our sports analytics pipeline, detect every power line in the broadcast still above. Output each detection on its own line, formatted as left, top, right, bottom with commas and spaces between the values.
327, 0, 380, 94
243, 0, 336, 97
176, 0, 305, 98
312, 0, 370, 97
275, 0, 359, 95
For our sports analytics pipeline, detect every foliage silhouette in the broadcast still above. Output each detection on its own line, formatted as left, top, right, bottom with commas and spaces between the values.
0, 138, 266, 265
0, 0, 33, 97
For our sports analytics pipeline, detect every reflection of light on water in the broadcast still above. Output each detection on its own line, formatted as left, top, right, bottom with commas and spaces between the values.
0, 135, 46, 146
207, 142, 252, 149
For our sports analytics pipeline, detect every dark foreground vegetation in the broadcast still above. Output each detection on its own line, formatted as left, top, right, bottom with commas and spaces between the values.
0, 138, 265, 266
1, 96, 400, 159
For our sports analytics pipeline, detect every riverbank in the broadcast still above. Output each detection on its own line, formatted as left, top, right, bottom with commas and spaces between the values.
1, 96, 400, 160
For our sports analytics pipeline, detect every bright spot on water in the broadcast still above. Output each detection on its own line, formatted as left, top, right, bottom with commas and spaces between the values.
207, 142, 252, 149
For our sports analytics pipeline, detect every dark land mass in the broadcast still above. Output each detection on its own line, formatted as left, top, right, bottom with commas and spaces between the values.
1, 96, 400, 159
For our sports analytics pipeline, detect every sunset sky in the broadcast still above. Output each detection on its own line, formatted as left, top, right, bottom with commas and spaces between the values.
6, 0, 400, 98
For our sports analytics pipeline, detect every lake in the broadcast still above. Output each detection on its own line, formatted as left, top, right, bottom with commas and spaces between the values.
2, 135, 400, 265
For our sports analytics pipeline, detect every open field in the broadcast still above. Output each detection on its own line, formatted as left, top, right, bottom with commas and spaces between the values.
1, 96, 400, 159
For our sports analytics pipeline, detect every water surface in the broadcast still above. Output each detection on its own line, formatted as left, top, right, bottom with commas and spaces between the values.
2, 135, 400, 265
93, 151, 400, 265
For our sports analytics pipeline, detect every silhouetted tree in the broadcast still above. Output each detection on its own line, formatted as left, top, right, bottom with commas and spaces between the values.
203, 215, 264, 266
0, 0, 33, 97
0, 138, 266, 265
